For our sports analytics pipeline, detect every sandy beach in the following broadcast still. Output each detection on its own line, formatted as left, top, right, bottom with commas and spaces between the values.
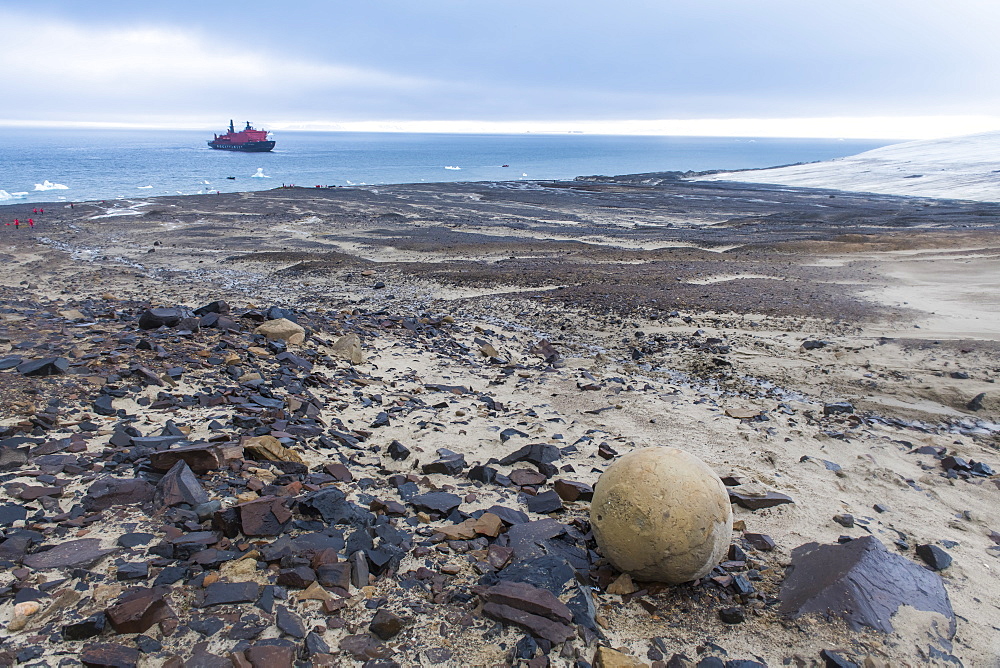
0, 174, 997, 667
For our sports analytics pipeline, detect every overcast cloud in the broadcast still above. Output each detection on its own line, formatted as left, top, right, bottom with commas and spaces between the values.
3, 0, 1000, 137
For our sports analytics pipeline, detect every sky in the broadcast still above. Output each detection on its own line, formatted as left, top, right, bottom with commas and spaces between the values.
3, 0, 1000, 138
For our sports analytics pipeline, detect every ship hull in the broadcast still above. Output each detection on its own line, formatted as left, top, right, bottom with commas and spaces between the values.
207, 140, 275, 152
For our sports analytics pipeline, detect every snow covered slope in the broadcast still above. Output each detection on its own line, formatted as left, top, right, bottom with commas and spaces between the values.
696, 131, 1000, 202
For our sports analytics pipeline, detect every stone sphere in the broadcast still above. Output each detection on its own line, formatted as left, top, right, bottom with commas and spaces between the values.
590, 447, 732, 584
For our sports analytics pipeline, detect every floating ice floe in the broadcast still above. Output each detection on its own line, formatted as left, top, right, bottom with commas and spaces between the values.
137, 185, 153, 189
251, 168, 270, 178
34, 180, 69, 191
0, 190, 28, 201
202, 180, 211, 185
444, 166, 461, 170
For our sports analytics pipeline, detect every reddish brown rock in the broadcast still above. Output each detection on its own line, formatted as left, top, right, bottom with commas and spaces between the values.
153, 459, 209, 507
23, 538, 117, 570
483, 581, 573, 624
553, 479, 594, 502
105, 588, 173, 634
245, 645, 294, 668
149, 445, 222, 474
82, 478, 154, 512
81, 643, 140, 668
238, 496, 293, 536
482, 602, 575, 644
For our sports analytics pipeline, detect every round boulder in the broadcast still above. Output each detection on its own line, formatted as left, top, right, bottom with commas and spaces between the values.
590, 447, 732, 584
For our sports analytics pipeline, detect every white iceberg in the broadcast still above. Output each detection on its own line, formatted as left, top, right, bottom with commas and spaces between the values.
251, 168, 270, 178
0, 190, 28, 201
444, 166, 461, 170
34, 180, 69, 191
137, 185, 153, 189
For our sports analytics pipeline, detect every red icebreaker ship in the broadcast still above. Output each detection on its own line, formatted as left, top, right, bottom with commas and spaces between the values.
208, 120, 275, 152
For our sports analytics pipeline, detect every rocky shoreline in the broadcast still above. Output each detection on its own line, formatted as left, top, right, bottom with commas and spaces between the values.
0, 176, 998, 666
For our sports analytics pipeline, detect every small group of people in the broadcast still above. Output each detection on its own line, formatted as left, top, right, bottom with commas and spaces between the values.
6, 208, 42, 229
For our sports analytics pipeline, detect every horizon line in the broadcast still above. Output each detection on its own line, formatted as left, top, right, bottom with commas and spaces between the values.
1, 115, 999, 140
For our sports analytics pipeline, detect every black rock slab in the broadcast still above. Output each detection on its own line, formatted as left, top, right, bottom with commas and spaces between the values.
0, 503, 28, 525
276, 604, 306, 638
299, 487, 373, 527
202, 581, 261, 607
916, 544, 953, 571
524, 490, 563, 514
409, 492, 461, 515
24, 538, 117, 570
728, 490, 794, 510
63, 613, 107, 640
138, 307, 188, 330
499, 443, 561, 467
153, 459, 209, 507
82, 478, 155, 512
80, 643, 140, 668
17, 357, 69, 376
779, 536, 955, 637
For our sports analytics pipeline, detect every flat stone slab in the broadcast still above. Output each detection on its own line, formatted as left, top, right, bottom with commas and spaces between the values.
24, 538, 117, 570
779, 535, 955, 637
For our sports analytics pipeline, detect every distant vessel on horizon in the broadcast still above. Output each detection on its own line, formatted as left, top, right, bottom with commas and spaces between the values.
208, 120, 275, 152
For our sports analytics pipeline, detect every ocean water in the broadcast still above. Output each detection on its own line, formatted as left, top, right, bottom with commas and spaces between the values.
0, 128, 895, 205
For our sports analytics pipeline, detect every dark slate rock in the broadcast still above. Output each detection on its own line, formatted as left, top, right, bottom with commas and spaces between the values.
468, 464, 498, 484
779, 536, 955, 636
148, 443, 221, 473
63, 613, 107, 640
238, 496, 294, 536
153, 566, 187, 586
524, 490, 563, 514
305, 630, 331, 656
94, 395, 117, 417
190, 616, 226, 636
0, 444, 29, 471
299, 487, 373, 527
718, 607, 745, 624
82, 478, 155, 512
80, 643, 140, 668
499, 443, 561, 467
276, 566, 316, 589
500, 428, 529, 442
193, 300, 230, 316
387, 440, 410, 460
153, 459, 209, 507
728, 490, 794, 510
916, 544, 953, 571
369, 609, 404, 640
116, 562, 149, 581
317, 562, 351, 590
105, 588, 171, 634
202, 582, 261, 607
138, 307, 188, 330
275, 605, 306, 638
823, 402, 855, 416
820, 650, 860, 668
24, 538, 116, 570
486, 505, 529, 525
0, 503, 28, 525
0, 355, 22, 370
421, 451, 467, 475
482, 601, 574, 644
553, 479, 594, 502
409, 492, 461, 515
17, 357, 69, 376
